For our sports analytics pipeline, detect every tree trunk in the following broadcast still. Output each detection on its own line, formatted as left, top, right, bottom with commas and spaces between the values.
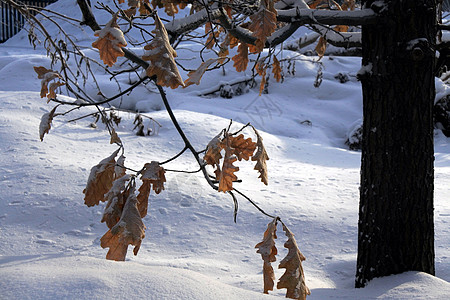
356, 0, 436, 287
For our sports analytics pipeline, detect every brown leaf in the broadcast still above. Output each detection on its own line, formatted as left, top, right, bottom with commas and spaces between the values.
83, 149, 120, 207
184, 58, 221, 87
139, 0, 151, 16
203, 132, 224, 167
115, 154, 126, 178
140, 161, 166, 194
315, 36, 327, 58
255, 217, 278, 294
39, 105, 58, 141
248, 4, 277, 53
229, 134, 257, 161
101, 189, 146, 261
252, 128, 269, 185
137, 180, 151, 218
218, 136, 239, 192
272, 56, 282, 83
142, 13, 184, 89
47, 81, 65, 100
232, 43, 249, 72
256, 63, 268, 96
110, 128, 122, 145
102, 174, 131, 229
92, 14, 127, 67
277, 223, 311, 300
34, 66, 63, 99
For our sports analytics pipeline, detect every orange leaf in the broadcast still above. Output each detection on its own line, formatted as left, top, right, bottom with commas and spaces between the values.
142, 13, 184, 89
137, 180, 151, 218
277, 223, 311, 300
252, 128, 269, 185
184, 58, 221, 87
232, 43, 249, 72
218, 135, 239, 192
92, 14, 127, 67
39, 105, 58, 141
229, 134, 257, 161
83, 149, 120, 207
101, 189, 146, 261
255, 217, 278, 294
272, 56, 282, 82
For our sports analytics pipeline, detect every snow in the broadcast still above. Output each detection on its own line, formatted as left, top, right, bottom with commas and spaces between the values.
0, 1, 449, 299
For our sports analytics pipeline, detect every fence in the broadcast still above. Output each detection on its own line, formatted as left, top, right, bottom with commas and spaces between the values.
1, 0, 58, 43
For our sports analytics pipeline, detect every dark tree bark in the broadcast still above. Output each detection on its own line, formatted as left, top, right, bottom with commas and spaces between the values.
356, 0, 436, 287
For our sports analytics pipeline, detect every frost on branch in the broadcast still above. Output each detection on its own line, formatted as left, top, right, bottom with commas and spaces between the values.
83, 149, 120, 207
137, 161, 166, 217
142, 13, 184, 89
100, 185, 146, 261
33, 66, 64, 100
92, 13, 127, 67
255, 217, 278, 294
39, 105, 58, 141
277, 223, 310, 300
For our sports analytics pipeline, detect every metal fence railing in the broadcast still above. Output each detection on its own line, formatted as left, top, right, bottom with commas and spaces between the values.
1, 0, 58, 43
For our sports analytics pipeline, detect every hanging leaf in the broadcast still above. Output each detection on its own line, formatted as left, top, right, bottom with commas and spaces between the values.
248, 0, 277, 53
252, 128, 269, 185
203, 132, 224, 167
100, 187, 146, 261
272, 56, 282, 82
39, 105, 59, 141
83, 149, 120, 207
92, 14, 127, 67
277, 223, 311, 300
255, 217, 278, 294
140, 161, 166, 194
232, 43, 249, 72
184, 58, 221, 87
110, 128, 122, 145
229, 134, 257, 161
256, 62, 268, 96
218, 135, 239, 192
34, 66, 64, 100
315, 36, 327, 58
115, 154, 127, 179
101, 174, 131, 229
142, 13, 185, 89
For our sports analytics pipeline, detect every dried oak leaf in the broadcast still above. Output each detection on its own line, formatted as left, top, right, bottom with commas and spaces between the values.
115, 154, 126, 178
218, 138, 239, 192
232, 43, 249, 72
315, 36, 327, 59
248, 1, 277, 53
203, 132, 224, 167
100, 189, 146, 261
92, 14, 127, 67
34, 66, 64, 100
102, 174, 131, 229
277, 223, 311, 300
184, 58, 221, 87
137, 161, 166, 217
142, 13, 184, 89
83, 149, 120, 207
229, 134, 257, 161
39, 105, 58, 141
255, 217, 278, 294
256, 62, 268, 96
252, 128, 269, 185
272, 56, 282, 83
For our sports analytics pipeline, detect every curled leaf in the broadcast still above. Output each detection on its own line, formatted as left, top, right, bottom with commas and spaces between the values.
252, 128, 269, 185
83, 149, 120, 207
255, 217, 278, 294
142, 13, 184, 89
203, 132, 224, 167
102, 174, 131, 229
101, 187, 146, 261
232, 43, 249, 72
39, 105, 58, 141
184, 58, 221, 87
34, 66, 64, 100
277, 223, 311, 300
92, 14, 127, 67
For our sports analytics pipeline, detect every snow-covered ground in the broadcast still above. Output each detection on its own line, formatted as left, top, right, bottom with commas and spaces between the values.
0, 1, 449, 299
